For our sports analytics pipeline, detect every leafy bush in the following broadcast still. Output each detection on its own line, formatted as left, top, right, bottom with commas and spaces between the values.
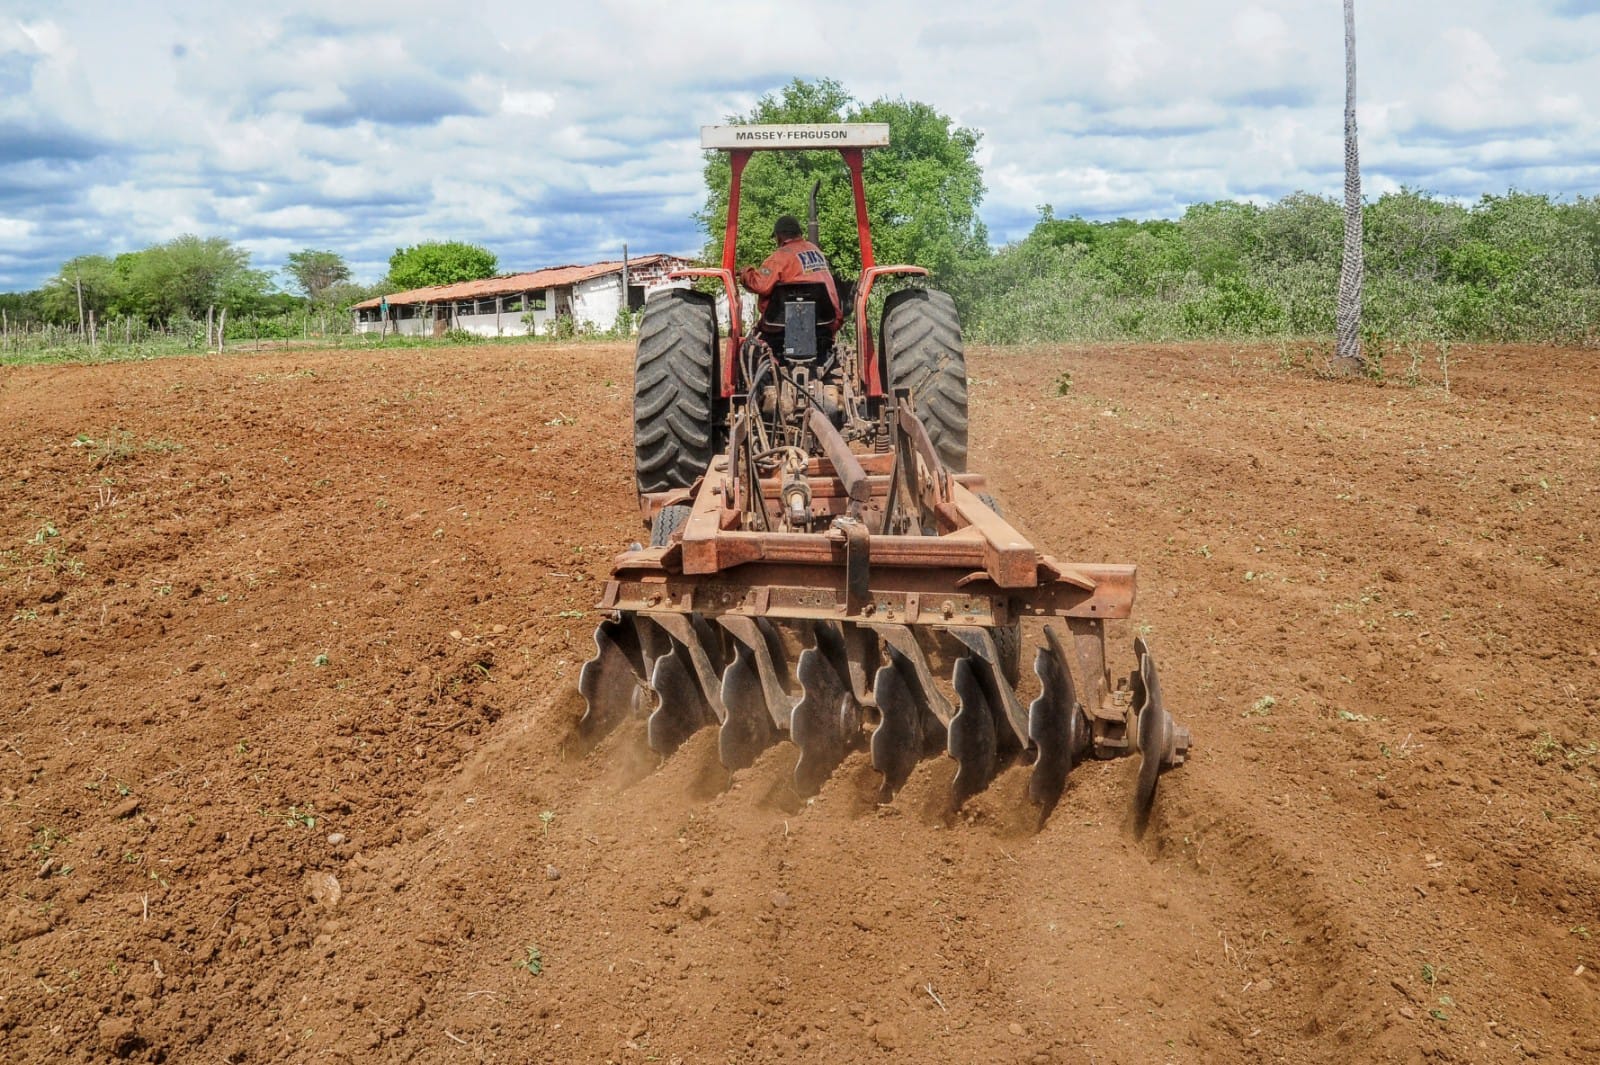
950, 188, 1600, 346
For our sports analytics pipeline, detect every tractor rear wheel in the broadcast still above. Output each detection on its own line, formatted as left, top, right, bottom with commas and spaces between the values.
882, 288, 967, 473
634, 290, 719, 494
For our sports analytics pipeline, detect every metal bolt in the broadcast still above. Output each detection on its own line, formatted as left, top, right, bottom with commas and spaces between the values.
941, 600, 955, 619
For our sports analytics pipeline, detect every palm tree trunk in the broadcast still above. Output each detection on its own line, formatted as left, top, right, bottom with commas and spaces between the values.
1334, 0, 1365, 374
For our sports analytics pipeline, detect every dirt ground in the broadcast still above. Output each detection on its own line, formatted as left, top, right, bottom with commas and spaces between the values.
1, 339, 1596, 1064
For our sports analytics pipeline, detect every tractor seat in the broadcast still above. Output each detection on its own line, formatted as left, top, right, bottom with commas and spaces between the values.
757, 282, 839, 363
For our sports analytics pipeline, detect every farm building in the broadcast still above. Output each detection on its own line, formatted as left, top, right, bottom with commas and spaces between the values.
351, 253, 693, 337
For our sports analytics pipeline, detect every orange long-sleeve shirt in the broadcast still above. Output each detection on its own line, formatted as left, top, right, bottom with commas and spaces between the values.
739, 237, 841, 327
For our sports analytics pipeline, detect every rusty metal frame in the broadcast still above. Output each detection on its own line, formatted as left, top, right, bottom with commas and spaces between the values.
603, 449, 1137, 628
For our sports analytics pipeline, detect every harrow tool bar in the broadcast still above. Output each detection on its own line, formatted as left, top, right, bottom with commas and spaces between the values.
578, 450, 1192, 834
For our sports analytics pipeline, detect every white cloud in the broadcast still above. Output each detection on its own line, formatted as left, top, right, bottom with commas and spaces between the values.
501, 89, 556, 119
1231, 8, 1293, 62
3, 0, 1600, 289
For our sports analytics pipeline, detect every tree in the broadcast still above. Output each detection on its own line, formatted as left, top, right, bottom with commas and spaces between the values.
1333, 0, 1365, 374
284, 250, 351, 302
696, 78, 987, 280
113, 236, 271, 322
387, 242, 498, 290
0, 290, 40, 325
1365, 189, 1468, 283
1180, 200, 1262, 283
38, 255, 124, 327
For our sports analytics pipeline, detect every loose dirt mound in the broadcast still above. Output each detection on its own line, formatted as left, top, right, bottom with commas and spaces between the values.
2, 341, 1596, 1063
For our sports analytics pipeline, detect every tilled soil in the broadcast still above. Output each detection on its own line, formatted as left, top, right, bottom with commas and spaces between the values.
1, 340, 1596, 1064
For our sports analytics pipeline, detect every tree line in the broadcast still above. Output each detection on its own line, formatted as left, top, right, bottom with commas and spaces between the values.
0, 239, 500, 337
9, 76, 1600, 352
947, 189, 1600, 347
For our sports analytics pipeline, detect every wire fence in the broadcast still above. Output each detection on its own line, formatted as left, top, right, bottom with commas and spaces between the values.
0, 308, 641, 367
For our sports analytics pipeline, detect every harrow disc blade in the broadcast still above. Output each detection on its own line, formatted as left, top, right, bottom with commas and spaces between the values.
577, 616, 646, 745
718, 639, 778, 771
1026, 625, 1083, 821
1130, 636, 1173, 839
949, 626, 1029, 754
647, 640, 714, 758
870, 647, 928, 802
949, 655, 1000, 809
718, 616, 795, 729
791, 641, 855, 797
870, 623, 954, 730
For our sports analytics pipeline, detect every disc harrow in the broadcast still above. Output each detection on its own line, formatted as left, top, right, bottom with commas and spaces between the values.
578, 435, 1193, 833
581, 599, 1190, 832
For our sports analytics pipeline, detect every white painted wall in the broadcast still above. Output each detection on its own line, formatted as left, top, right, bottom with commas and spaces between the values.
449, 309, 526, 338
353, 272, 675, 336
354, 314, 433, 336
572, 274, 622, 330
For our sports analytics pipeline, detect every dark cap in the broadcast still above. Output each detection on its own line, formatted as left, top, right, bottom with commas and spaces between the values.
771, 214, 802, 239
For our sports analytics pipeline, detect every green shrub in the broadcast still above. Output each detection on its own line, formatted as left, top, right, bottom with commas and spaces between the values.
948, 188, 1600, 346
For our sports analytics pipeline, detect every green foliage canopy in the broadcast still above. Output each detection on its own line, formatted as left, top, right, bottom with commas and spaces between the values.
37, 254, 122, 324
284, 249, 352, 302
387, 241, 498, 290
30, 236, 273, 325
952, 188, 1600, 346
697, 78, 987, 280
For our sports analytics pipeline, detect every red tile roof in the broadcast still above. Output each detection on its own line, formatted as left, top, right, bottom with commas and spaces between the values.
351, 254, 691, 310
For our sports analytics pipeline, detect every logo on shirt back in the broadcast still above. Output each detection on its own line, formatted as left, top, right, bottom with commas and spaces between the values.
796, 249, 827, 273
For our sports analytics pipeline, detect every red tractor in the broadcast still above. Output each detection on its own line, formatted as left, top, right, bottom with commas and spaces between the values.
580, 123, 1189, 831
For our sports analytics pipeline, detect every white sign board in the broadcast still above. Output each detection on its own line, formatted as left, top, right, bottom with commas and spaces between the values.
700, 124, 891, 150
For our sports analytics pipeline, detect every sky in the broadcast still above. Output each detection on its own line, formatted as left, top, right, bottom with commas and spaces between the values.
3, 0, 1600, 292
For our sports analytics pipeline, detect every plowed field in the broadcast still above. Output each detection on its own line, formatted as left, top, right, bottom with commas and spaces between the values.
2, 341, 1596, 1063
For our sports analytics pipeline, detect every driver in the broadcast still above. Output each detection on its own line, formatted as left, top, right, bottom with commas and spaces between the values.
739, 215, 842, 329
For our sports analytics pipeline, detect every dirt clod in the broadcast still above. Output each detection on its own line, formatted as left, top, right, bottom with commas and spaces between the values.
96, 1017, 138, 1057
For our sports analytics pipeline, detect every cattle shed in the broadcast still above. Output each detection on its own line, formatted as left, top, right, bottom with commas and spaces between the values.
351, 253, 693, 337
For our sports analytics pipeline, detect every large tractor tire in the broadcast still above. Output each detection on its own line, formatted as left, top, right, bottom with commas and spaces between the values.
882, 288, 968, 473
634, 289, 719, 494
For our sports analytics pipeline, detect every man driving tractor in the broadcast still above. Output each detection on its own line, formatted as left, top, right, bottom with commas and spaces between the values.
739, 214, 842, 329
